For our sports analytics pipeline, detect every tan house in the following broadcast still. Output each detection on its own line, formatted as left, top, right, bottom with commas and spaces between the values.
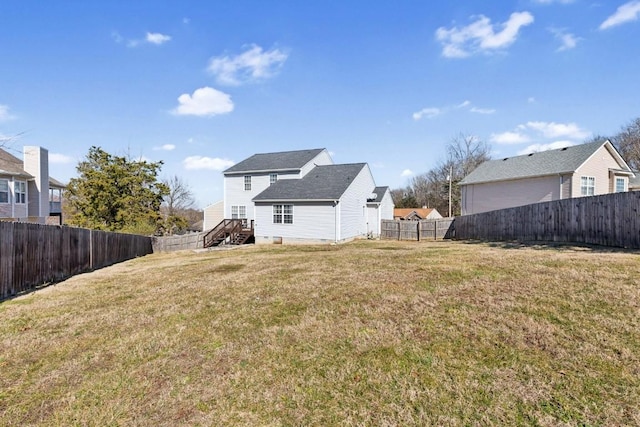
0, 146, 65, 224
459, 140, 634, 215
394, 207, 442, 220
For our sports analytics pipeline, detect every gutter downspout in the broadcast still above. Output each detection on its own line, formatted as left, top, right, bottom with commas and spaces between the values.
334, 200, 339, 243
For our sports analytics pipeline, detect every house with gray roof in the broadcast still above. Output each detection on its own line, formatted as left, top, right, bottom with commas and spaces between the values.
222, 148, 393, 243
459, 140, 634, 215
0, 146, 65, 224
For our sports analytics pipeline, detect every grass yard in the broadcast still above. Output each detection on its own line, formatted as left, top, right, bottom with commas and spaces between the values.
1, 240, 639, 426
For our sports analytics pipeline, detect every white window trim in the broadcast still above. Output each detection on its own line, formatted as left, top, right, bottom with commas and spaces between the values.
273, 204, 294, 224
270, 173, 278, 185
580, 176, 595, 196
231, 205, 247, 219
14, 181, 26, 204
244, 175, 251, 191
615, 177, 626, 193
0, 178, 9, 204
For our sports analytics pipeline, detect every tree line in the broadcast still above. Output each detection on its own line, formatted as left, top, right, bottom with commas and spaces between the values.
392, 118, 640, 217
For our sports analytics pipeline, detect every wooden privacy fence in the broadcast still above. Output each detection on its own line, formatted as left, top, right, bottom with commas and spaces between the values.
381, 218, 455, 241
454, 191, 640, 249
152, 231, 206, 252
1, 222, 153, 301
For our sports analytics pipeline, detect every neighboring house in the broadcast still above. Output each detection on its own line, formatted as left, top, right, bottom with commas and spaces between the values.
459, 140, 634, 215
0, 146, 65, 224
393, 207, 443, 220
629, 173, 640, 191
203, 200, 224, 231
222, 148, 393, 244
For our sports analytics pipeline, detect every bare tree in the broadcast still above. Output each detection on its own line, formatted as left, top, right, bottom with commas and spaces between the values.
612, 118, 640, 170
391, 133, 491, 216
160, 175, 196, 235
163, 175, 195, 215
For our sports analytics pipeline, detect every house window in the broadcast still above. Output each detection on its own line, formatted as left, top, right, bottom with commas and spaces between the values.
244, 176, 251, 191
580, 176, 595, 196
273, 204, 293, 224
15, 181, 26, 204
231, 205, 247, 219
0, 179, 8, 203
615, 177, 626, 193
270, 173, 278, 185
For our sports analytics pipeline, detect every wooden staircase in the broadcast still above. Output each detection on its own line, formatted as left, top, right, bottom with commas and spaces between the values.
203, 219, 254, 248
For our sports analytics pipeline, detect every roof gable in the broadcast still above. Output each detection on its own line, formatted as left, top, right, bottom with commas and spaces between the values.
367, 186, 389, 203
223, 148, 327, 174
394, 208, 436, 219
253, 163, 367, 201
460, 140, 628, 185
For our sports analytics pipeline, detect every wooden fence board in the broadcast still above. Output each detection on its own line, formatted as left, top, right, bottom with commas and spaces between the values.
455, 191, 640, 249
0, 223, 152, 301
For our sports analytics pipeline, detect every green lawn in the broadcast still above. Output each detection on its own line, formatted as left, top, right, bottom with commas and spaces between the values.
1, 240, 639, 426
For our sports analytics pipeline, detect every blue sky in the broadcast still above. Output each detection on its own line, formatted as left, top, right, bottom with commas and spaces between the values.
1, 0, 640, 208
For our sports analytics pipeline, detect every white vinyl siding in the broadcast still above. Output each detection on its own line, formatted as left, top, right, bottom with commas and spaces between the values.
299, 150, 333, 177
255, 202, 336, 242
580, 176, 595, 196
338, 165, 376, 240
0, 179, 8, 203
461, 175, 560, 215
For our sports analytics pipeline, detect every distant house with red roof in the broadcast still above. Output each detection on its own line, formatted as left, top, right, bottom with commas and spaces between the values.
393, 208, 442, 221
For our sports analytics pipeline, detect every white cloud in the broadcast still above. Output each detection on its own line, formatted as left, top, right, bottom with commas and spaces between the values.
412, 107, 441, 120
492, 121, 590, 146
470, 107, 496, 114
600, 1, 640, 30
550, 28, 581, 51
183, 156, 235, 171
413, 100, 494, 120
0, 105, 15, 121
491, 131, 531, 144
517, 141, 575, 155
154, 144, 176, 151
113, 30, 172, 47
49, 153, 74, 164
436, 11, 534, 58
401, 169, 414, 177
208, 44, 289, 86
172, 87, 234, 117
146, 32, 171, 45
111, 31, 124, 44
523, 121, 590, 139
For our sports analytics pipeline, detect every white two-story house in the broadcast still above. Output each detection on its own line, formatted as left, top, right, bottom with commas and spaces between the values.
222, 148, 393, 244
0, 146, 65, 224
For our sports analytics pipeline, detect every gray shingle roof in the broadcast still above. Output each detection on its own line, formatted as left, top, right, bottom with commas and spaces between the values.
367, 186, 389, 203
253, 163, 367, 201
223, 148, 326, 174
460, 140, 623, 185
0, 148, 33, 178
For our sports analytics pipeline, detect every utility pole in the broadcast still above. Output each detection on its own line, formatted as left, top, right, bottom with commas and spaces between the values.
448, 165, 452, 218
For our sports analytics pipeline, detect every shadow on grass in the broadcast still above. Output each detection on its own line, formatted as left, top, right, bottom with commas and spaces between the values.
456, 239, 640, 254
